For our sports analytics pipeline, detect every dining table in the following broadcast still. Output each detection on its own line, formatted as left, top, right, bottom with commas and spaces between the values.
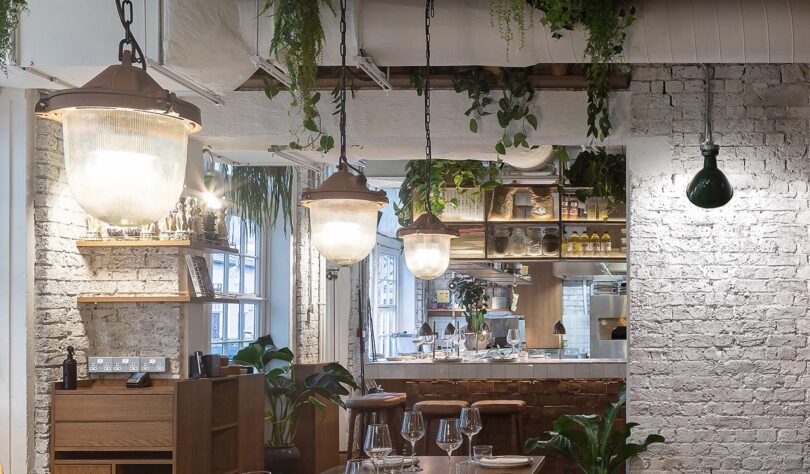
323, 455, 546, 473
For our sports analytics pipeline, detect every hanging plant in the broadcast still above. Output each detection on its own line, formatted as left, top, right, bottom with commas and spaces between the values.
261, 0, 335, 152
489, 0, 534, 60
452, 66, 497, 133
394, 160, 501, 227
225, 166, 295, 234
559, 147, 626, 204
495, 67, 539, 155
0, 0, 26, 73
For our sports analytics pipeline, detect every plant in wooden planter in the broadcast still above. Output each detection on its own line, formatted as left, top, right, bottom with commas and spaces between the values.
525, 385, 664, 474
234, 336, 358, 473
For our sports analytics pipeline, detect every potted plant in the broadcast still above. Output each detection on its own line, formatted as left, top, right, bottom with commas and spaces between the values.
233, 336, 358, 474
525, 386, 664, 474
449, 276, 491, 350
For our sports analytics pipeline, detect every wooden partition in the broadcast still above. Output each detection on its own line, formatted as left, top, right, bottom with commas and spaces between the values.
51, 374, 264, 474
292, 363, 340, 474
516, 263, 562, 348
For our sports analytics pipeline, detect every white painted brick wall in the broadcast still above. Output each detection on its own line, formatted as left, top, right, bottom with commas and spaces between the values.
294, 169, 323, 363
629, 64, 810, 473
33, 119, 186, 473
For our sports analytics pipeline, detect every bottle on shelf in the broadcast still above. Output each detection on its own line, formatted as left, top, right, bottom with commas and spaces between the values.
591, 231, 601, 256
571, 231, 581, 255
601, 231, 612, 255
581, 232, 590, 256
562, 232, 569, 253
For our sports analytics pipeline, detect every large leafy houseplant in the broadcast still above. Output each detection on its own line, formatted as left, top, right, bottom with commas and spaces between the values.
525, 386, 664, 474
0, 0, 26, 73
233, 337, 358, 447
449, 276, 488, 332
558, 147, 626, 205
394, 159, 501, 227
225, 166, 295, 235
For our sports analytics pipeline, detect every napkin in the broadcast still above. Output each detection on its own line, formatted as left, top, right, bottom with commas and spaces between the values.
478, 456, 532, 467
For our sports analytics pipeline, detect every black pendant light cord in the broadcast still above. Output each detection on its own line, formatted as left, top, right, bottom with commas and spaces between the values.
116, 0, 146, 70
338, 0, 349, 169
423, 0, 435, 215
701, 63, 713, 146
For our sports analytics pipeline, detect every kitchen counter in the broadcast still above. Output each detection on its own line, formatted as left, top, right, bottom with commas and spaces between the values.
365, 357, 626, 380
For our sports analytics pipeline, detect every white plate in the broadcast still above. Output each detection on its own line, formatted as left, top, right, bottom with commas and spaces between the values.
478, 456, 533, 468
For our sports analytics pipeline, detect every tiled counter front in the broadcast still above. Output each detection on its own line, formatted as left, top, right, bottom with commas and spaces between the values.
367, 367, 625, 474
365, 359, 626, 380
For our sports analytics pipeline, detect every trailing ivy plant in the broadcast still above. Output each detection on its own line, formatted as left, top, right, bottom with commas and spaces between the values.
489, 0, 534, 60
0, 0, 26, 73
225, 166, 295, 235
495, 67, 539, 156
452, 66, 497, 133
394, 160, 501, 227
261, 0, 335, 152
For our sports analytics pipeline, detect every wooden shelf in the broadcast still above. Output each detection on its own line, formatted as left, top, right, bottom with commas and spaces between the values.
561, 219, 626, 225
77, 294, 240, 304
76, 239, 238, 254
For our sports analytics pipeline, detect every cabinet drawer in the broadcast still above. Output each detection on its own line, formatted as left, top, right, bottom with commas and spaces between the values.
53, 465, 112, 474
54, 421, 173, 448
54, 394, 173, 422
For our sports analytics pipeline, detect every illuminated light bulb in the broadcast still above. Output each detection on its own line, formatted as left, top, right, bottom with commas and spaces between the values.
397, 212, 458, 280
202, 191, 222, 210
307, 198, 380, 266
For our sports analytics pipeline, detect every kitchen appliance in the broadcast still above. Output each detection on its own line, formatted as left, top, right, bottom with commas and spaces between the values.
589, 293, 628, 359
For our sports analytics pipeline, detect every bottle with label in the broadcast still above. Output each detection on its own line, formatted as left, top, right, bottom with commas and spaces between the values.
591, 231, 601, 255
581, 232, 591, 255
562, 232, 569, 254
601, 231, 612, 255
570, 231, 580, 255
63, 346, 77, 390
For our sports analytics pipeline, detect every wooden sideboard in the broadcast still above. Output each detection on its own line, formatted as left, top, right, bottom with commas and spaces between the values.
51, 374, 264, 474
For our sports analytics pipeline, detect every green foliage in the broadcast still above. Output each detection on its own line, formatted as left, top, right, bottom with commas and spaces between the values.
489, 0, 534, 60
0, 0, 25, 74
261, 0, 335, 152
452, 67, 497, 134
495, 67, 540, 156
394, 160, 501, 227
225, 166, 294, 235
449, 276, 488, 331
525, 386, 664, 474
563, 148, 626, 204
234, 337, 359, 447
531, 0, 636, 140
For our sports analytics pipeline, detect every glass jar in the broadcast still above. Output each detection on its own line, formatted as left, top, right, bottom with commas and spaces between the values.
508, 227, 528, 256
542, 227, 560, 256
526, 228, 543, 256
492, 227, 510, 256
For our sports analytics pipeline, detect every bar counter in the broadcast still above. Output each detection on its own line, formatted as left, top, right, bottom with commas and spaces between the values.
365, 357, 626, 380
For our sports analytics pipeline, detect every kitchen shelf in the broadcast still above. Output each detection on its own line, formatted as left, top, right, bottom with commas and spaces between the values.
561, 219, 626, 225
77, 293, 240, 304
76, 239, 238, 254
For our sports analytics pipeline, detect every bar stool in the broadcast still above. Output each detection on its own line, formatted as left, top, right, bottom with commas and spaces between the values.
346, 392, 407, 458
471, 400, 526, 454
413, 400, 469, 455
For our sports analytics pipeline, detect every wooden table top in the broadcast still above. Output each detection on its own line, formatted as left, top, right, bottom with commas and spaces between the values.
417, 456, 545, 473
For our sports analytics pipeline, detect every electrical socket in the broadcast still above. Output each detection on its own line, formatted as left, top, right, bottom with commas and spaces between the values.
88, 357, 115, 373
113, 357, 140, 373
140, 357, 166, 373
88, 355, 166, 373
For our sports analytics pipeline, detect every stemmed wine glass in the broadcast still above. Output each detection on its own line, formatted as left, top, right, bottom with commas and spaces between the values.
442, 327, 454, 357
458, 408, 482, 461
364, 424, 393, 474
435, 418, 463, 463
506, 328, 520, 355
454, 329, 466, 359
411, 329, 424, 359
422, 332, 435, 357
400, 411, 425, 471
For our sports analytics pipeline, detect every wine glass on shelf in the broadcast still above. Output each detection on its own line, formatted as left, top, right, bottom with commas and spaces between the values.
400, 410, 425, 472
458, 407, 482, 461
436, 418, 463, 463
364, 424, 393, 474
506, 328, 520, 356
442, 326, 454, 357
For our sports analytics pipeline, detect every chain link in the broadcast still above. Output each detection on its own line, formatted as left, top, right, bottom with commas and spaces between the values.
339, 0, 348, 166
116, 0, 146, 70
423, 0, 435, 208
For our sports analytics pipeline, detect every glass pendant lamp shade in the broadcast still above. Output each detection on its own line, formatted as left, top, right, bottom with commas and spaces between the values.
686, 145, 733, 208
397, 213, 458, 280
61, 108, 188, 226
36, 51, 201, 226
302, 167, 388, 266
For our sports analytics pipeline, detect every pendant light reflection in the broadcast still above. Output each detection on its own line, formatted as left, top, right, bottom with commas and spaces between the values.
397, 0, 458, 280
686, 64, 733, 208
35, 1, 200, 226
300, 0, 388, 266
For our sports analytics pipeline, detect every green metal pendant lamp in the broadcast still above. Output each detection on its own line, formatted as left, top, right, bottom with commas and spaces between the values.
686, 64, 733, 208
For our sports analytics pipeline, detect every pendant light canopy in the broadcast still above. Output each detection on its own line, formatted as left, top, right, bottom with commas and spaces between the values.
397, 0, 458, 280
301, 0, 388, 266
686, 64, 733, 208
35, 0, 201, 226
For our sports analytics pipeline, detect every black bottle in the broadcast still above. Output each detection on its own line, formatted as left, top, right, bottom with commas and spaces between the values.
63, 346, 77, 390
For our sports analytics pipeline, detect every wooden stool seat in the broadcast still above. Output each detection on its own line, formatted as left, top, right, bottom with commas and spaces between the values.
413, 400, 470, 455
346, 392, 407, 459
471, 399, 525, 454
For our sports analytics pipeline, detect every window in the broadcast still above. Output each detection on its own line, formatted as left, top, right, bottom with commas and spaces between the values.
210, 215, 262, 357
375, 252, 398, 336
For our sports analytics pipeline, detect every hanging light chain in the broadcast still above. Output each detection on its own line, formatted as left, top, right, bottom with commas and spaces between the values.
423, 0, 435, 214
116, 0, 146, 70
339, 0, 349, 167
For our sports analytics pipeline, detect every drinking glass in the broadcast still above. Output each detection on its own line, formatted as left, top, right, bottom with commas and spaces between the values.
473, 444, 493, 462
422, 333, 435, 357
454, 328, 466, 358
506, 328, 520, 355
435, 418, 463, 463
458, 408, 482, 461
400, 411, 425, 472
456, 460, 477, 474
411, 330, 424, 358
345, 459, 375, 474
442, 327, 454, 357
381, 455, 404, 473
364, 424, 393, 474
